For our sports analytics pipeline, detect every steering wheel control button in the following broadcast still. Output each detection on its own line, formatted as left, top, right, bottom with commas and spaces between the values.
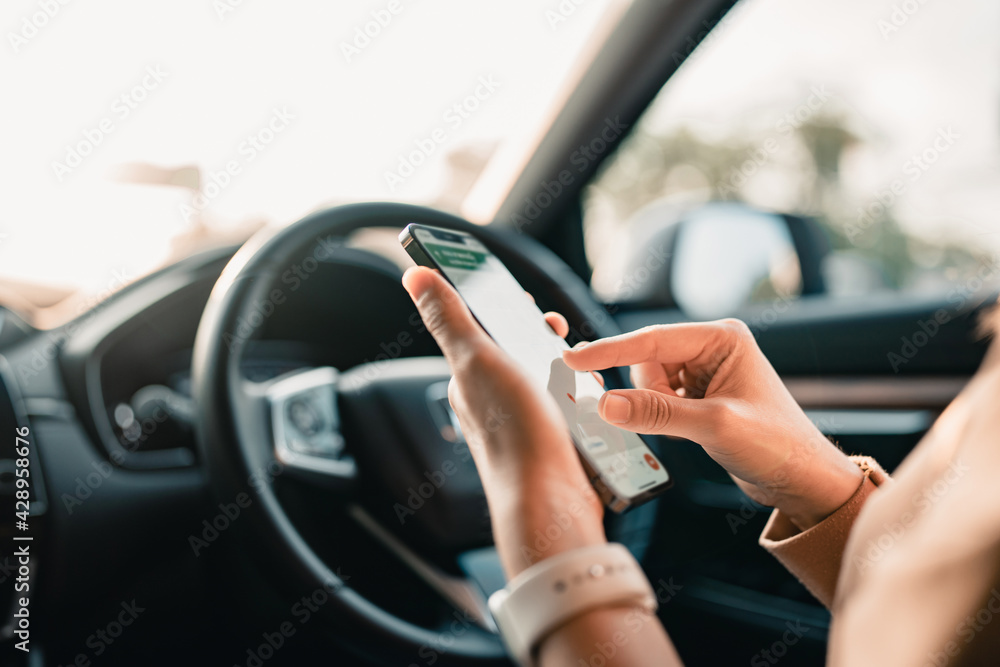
287, 397, 325, 436
267, 367, 356, 487
270, 369, 344, 458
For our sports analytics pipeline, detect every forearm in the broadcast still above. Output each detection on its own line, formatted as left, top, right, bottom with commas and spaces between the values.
538, 604, 682, 667
489, 476, 607, 578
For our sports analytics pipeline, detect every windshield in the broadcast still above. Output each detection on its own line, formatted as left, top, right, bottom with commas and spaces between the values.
2, 0, 621, 327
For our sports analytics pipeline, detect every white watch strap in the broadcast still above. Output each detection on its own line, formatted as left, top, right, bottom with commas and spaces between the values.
488, 543, 657, 666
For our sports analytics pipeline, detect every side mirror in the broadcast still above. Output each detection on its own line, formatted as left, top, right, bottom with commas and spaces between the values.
610, 202, 829, 319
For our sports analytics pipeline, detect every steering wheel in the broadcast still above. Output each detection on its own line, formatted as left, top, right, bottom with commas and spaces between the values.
191, 203, 639, 664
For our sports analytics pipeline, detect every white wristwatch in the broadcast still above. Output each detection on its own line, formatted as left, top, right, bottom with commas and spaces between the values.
487, 543, 658, 666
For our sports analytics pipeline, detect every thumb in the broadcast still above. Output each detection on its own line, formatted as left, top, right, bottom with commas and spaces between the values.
598, 389, 715, 442
402, 266, 491, 365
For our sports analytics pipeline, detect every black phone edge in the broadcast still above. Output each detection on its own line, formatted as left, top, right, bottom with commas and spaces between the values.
399, 224, 436, 269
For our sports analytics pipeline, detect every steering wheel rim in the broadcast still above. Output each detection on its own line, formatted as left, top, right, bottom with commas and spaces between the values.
191, 202, 629, 664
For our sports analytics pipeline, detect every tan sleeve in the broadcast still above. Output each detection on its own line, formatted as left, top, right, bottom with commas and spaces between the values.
758, 456, 891, 609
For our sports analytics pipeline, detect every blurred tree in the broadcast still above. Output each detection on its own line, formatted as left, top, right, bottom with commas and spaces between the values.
585, 97, 983, 297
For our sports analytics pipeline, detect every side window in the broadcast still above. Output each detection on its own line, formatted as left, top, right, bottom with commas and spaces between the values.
583, 0, 1000, 315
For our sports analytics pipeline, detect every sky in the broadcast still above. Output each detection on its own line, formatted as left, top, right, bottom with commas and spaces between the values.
1, 0, 616, 294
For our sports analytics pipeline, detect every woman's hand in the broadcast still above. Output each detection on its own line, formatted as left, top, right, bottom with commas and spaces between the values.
563, 320, 862, 530
402, 267, 606, 578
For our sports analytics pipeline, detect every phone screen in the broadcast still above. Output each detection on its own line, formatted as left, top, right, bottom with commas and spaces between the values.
406, 225, 670, 507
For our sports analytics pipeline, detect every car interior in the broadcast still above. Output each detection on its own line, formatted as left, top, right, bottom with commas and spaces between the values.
2, 0, 998, 665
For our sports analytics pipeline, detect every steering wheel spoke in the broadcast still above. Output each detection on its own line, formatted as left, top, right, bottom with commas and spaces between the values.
348, 504, 499, 633
266, 366, 358, 492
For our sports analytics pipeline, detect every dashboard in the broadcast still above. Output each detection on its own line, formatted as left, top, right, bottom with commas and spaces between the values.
61, 242, 440, 472
0, 239, 448, 664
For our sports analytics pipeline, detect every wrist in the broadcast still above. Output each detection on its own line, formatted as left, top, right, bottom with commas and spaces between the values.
489, 477, 607, 578
488, 543, 659, 666
771, 443, 864, 531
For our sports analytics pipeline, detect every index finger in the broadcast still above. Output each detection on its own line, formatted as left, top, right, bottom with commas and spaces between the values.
562, 322, 728, 371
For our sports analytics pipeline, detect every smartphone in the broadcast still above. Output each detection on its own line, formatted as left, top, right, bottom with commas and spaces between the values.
399, 223, 671, 512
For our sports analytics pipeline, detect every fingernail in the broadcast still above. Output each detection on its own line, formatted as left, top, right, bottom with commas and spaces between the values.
571, 341, 589, 350
603, 394, 631, 424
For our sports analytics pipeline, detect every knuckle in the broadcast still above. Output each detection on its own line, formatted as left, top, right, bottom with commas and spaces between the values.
446, 377, 462, 409
705, 401, 736, 438
719, 318, 752, 340
641, 395, 672, 432
419, 296, 449, 338
468, 345, 501, 372
448, 350, 479, 379
452, 342, 501, 379
637, 324, 669, 342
